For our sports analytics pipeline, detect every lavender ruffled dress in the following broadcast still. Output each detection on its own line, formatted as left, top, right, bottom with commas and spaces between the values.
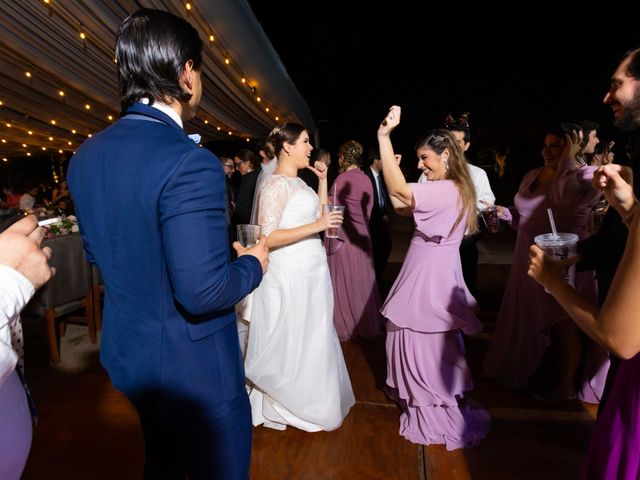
382, 181, 490, 450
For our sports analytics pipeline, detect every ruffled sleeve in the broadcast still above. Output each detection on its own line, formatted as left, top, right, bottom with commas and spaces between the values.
411, 181, 461, 239
257, 175, 290, 237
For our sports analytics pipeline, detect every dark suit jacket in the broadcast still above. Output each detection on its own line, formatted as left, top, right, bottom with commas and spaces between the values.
362, 166, 392, 276
232, 169, 260, 226
577, 136, 640, 304
68, 103, 262, 406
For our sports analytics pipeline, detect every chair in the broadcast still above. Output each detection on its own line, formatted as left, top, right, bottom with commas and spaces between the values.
25, 234, 97, 363
91, 264, 104, 332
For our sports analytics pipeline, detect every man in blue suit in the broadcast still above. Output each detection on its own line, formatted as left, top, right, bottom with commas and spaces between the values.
67, 9, 268, 479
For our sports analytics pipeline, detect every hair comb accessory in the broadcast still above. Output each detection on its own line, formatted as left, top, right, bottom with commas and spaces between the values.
444, 112, 470, 129
458, 112, 470, 128
444, 113, 455, 129
269, 126, 283, 137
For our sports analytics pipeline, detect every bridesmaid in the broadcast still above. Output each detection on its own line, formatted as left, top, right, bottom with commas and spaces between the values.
325, 140, 384, 341
529, 164, 640, 479
378, 105, 490, 450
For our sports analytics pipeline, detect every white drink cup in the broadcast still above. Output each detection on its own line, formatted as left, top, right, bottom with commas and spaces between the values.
534, 233, 579, 290
323, 205, 345, 239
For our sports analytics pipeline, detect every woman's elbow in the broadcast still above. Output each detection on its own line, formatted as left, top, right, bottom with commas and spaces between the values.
604, 334, 640, 360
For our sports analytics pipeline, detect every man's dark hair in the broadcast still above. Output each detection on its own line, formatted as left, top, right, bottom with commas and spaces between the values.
116, 8, 203, 110
366, 147, 380, 166
622, 46, 640, 80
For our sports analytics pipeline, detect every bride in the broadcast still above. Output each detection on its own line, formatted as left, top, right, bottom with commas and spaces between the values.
245, 123, 355, 431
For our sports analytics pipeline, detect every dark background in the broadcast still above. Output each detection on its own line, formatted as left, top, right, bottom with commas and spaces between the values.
246, 0, 640, 178
4, 1, 640, 191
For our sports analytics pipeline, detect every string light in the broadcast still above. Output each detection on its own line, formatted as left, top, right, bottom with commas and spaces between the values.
58, 149, 63, 153
0, 7, 285, 154
41, 146, 46, 150
275, 116, 279, 121
2, 158, 6, 162
26, 152, 31, 156
22, 144, 27, 148
88, 134, 92, 138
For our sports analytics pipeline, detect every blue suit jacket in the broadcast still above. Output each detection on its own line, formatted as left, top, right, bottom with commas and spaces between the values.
68, 103, 262, 406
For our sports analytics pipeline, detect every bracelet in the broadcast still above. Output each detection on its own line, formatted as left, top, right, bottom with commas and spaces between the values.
623, 200, 639, 227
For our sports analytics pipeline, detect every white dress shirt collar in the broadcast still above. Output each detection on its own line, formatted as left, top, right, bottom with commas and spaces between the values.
139, 98, 183, 129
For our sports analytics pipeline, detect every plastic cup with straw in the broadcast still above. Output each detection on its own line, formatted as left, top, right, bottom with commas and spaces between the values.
534, 208, 579, 289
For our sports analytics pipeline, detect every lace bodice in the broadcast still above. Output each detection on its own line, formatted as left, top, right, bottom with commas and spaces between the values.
257, 174, 318, 236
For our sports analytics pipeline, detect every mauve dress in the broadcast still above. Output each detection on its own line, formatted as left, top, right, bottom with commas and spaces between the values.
582, 353, 640, 479
325, 168, 384, 341
483, 159, 609, 402
382, 181, 490, 450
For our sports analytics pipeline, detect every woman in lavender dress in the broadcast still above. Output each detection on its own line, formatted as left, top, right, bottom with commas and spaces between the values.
324, 140, 384, 341
378, 105, 490, 450
529, 163, 640, 479
483, 123, 607, 402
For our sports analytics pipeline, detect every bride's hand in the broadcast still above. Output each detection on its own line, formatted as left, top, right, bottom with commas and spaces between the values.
377, 105, 401, 137
307, 160, 328, 180
314, 208, 343, 233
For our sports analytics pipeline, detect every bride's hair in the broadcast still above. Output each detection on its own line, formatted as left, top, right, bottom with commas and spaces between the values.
415, 129, 478, 235
267, 123, 306, 157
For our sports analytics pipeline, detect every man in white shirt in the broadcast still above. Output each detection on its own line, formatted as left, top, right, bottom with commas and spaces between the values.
363, 148, 393, 286
445, 118, 495, 297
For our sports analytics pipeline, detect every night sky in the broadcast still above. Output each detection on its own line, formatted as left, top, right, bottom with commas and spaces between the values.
248, 0, 640, 171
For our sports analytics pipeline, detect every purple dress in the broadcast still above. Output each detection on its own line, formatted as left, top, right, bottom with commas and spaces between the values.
382, 181, 490, 450
582, 353, 640, 479
325, 169, 384, 341
483, 160, 609, 402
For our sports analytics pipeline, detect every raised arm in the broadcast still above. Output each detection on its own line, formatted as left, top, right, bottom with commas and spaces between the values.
377, 106, 414, 208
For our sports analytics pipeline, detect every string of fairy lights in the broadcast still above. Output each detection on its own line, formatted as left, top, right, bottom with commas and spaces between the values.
0, 0, 288, 168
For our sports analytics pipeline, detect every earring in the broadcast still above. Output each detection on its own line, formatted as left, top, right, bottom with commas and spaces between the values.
443, 159, 449, 170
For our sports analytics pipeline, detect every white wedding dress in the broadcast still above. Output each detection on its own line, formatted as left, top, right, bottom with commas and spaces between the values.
245, 174, 355, 431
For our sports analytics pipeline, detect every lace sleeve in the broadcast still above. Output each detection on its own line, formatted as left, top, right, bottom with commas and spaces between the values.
257, 176, 290, 237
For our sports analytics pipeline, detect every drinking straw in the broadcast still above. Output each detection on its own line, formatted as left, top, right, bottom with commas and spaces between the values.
332, 181, 337, 204
547, 208, 558, 238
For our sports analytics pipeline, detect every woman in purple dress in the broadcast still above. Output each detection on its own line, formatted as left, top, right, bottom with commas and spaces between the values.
324, 141, 384, 341
529, 163, 640, 479
483, 123, 608, 403
378, 105, 490, 450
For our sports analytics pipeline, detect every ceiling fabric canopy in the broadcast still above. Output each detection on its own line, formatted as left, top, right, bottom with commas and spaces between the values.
0, 0, 314, 159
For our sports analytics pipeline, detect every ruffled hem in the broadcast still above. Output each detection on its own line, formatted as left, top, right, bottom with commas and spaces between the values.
387, 388, 490, 450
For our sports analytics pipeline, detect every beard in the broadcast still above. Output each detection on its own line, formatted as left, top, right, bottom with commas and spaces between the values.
615, 84, 640, 132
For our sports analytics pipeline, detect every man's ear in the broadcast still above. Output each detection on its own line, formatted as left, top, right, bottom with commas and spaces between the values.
181, 60, 194, 91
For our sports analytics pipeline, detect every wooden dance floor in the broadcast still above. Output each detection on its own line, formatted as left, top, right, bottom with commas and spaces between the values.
21, 229, 597, 479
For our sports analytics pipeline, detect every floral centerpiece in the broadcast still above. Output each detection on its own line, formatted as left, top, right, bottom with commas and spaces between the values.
45, 215, 79, 238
